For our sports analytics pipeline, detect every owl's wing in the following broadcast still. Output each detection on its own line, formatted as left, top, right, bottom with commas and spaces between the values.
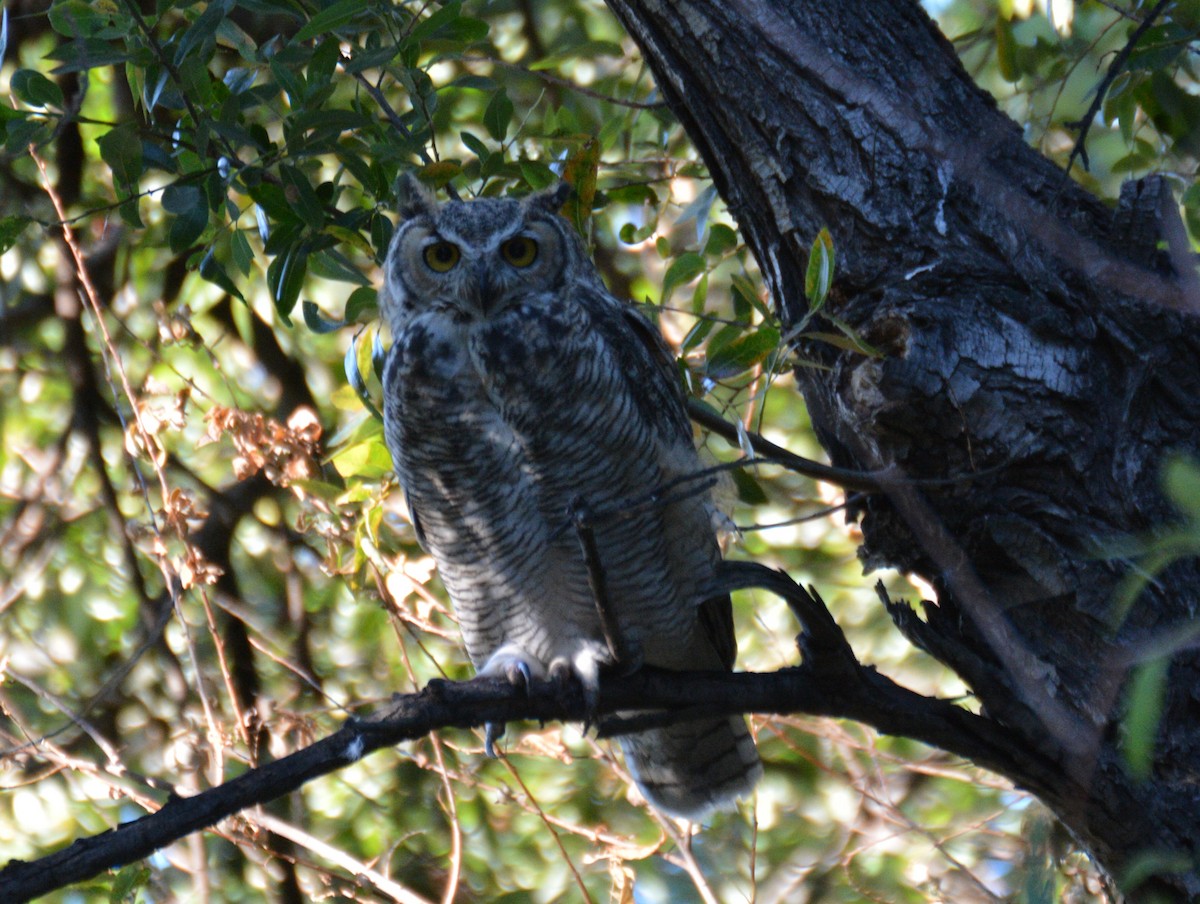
612, 303, 694, 444
382, 345, 430, 553
611, 300, 738, 671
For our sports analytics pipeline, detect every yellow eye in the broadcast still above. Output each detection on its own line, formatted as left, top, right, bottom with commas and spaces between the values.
500, 236, 538, 267
423, 241, 460, 272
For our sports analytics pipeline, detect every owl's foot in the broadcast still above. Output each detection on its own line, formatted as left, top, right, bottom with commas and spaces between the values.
548, 646, 607, 732
479, 643, 546, 687
479, 644, 546, 758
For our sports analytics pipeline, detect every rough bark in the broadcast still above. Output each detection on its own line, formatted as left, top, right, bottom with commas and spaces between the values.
604, 0, 1200, 899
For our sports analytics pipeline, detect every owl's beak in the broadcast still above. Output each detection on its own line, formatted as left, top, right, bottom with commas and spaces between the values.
473, 262, 499, 315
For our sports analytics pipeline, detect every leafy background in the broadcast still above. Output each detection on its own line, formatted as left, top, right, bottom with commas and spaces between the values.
1, 0, 1196, 900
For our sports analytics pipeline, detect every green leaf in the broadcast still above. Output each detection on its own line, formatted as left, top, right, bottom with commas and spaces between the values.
109, 863, 151, 904
267, 244, 308, 321
680, 316, 715, 353
995, 19, 1019, 83
249, 181, 303, 226
344, 286, 378, 322
97, 124, 143, 192
1163, 456, 1200, 520
330, 436, 394, 480
279, 164, 327, 227
303, 300, 344, 333
483, 90, 514, 142
460, 130, 491, 162
48, 0, 116, 39
46, 38, 129, 73
805, 226, 835, 311
307, 36, 340, 94
231, 229, 253, 276
1123, 656, 1170, 781
416, 159, 463, 189
518, 158, 555, 190
704, 223, 739, 257
294, 0, 368, 44
162, 184, 207, 252
345, 333, 382, 420
11, 70, 64, 109
117, 197, 144, 229
411, 1, 463, 40
0, 215, 31, 254
216, 17, 259, 61
270, 57, 306, 106
731, 467, 769, 505
618, 219, 656, 245
691, 272, 708, 314
199, 246, 245, 301
661, 251, 705, 303
705, 326, 781, 379
731, 271, 771, 320
175, 0, 232, 67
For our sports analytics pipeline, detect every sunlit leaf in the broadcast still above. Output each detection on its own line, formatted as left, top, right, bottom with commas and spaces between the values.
345, 331, 382, 420
805, 226, 835, 312
706, 325, 781, 379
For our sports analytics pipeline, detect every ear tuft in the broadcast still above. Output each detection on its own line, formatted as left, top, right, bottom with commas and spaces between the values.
527, 182, 573, 215
397, 172, 437, 219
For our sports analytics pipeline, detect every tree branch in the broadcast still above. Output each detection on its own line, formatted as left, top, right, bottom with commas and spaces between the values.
0, 566, 1064, 903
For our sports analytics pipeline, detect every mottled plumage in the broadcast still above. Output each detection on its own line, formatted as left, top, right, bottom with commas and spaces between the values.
380, 176, 760, 818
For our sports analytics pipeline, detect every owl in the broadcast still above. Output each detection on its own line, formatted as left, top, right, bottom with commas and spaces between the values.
380, 175, 761, 819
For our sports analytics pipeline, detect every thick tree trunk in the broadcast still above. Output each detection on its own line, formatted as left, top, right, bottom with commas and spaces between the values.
605, 0, 1200, 898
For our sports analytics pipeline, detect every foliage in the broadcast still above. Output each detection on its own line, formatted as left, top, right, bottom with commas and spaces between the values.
2, 0, 1191, 900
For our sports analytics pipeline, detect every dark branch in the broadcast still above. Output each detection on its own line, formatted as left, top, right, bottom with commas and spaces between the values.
0, 565, 1068, 903
1063, 0, 1171, 178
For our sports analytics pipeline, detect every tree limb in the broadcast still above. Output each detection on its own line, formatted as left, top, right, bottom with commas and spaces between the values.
0, 566, 1058, 902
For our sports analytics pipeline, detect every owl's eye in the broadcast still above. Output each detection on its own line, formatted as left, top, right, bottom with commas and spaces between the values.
423, 241, 461, 273
500, 236, 538, 268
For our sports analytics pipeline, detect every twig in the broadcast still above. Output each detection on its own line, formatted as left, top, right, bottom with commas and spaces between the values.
249, 812, 434, 904
501, 760, 597, 904
569, 496, 634, 670
1063, 0, 1172, 178
687, 399, 880, 492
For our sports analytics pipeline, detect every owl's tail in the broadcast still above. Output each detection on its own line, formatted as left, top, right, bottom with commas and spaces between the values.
619, 715, 761, 820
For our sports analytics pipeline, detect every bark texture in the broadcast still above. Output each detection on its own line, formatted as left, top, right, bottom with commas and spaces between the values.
605, 0, 1200, 898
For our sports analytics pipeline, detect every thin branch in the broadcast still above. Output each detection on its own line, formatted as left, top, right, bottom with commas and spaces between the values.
688, 399, 881, 492
1063, 0, 1172, 177
457, 53, 667, 110
249, 812, 434, 904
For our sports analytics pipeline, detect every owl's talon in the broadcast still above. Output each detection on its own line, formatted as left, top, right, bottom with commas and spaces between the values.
548, 658, 573, 688
484, 721, 506, 758
507, 659, 533, 691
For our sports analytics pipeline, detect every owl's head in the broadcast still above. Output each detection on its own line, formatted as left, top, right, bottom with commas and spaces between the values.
380, 175, 584, 336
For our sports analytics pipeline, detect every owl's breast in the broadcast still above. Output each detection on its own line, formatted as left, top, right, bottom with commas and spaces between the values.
466, 298, 588, 417
389, 312, 472, 388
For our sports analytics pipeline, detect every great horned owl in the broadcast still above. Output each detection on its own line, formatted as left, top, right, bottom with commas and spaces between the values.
380, 175, 761, 819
